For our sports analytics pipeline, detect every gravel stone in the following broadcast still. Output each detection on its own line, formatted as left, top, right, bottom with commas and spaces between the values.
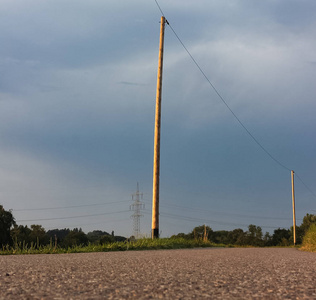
0, 248, 315, 299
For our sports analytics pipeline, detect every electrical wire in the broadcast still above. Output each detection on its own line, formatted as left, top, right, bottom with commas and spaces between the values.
143, 200, 295, 221
154, 0, 164, 16
295, 172, 316, 199
153, 0, 316, 199
43, 218, 130, 230
153, 0, 290, 172
143, 210, 283, 230
16, 210, 130, 222
12, 200, 130, 212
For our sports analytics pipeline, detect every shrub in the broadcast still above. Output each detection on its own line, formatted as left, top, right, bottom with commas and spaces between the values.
301, 224, 316, 252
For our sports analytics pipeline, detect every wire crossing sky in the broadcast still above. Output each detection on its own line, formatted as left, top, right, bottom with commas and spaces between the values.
0, 0, 315, 237
154, 1, 307, 173
154, 0, 316, 200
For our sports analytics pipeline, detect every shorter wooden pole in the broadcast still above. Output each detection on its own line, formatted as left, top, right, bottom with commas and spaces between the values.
291, 170, 296, 245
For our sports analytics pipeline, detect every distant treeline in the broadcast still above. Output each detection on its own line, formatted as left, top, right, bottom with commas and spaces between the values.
1, 205, 316, 248
173, 213, 316, 247
11, 226, 126, 249
0, 205, 126, 248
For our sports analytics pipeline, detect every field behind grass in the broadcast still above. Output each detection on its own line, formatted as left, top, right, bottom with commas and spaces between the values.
0, 237, 223, 255
3, 233, 315, 255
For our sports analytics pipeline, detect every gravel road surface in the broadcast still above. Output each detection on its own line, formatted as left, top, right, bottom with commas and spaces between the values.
1, 248, 315, 299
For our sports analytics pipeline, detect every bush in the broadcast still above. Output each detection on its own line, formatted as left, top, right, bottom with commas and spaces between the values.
301, 224, 316, 252
0, 205, 15, 247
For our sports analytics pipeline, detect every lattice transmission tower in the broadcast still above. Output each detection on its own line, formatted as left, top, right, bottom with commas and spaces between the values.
130, 183, 145, 239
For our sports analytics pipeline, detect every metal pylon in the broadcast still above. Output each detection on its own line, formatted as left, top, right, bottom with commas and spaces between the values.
130, 183, 145, 239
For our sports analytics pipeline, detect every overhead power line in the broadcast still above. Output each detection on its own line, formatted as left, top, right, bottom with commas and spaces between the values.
16, 210, 130, 222
153, 0, 316, 198
154, 0, 164, 16
44, 218, 130, 231
144, 210, 283, 230
142, 200, 296, 221
295, 173, 316, 198
12, 200, 129, 212
154, 0, 290, 172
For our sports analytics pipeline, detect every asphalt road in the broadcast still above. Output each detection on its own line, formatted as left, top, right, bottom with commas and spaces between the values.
1, 248, 315, 299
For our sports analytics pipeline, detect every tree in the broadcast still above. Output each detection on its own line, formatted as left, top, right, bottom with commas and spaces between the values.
263, 232, 272, 246
47, 228, 71, 243
99, 235, 115, 244
189, 225, 213, 241
227, 229, 246, 245
11, 225, 32, 245
270, 228, 291, 246
29, 225, 49, 246
63, 228, 89, 248
11, 224, 49, 247
87, 230, 110, 244
299, 214, 316, 241
245, 224, 264, 246
0, 205, 16, 247
213, 230, 230, 244
288, 214, 316, 245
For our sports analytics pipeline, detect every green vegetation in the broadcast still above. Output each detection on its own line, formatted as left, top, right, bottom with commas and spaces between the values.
1, 204, 316, 255
172, 224, 289, 247
172, 214, 316, 250
300, 224, 316, 252
0, 237, 218, 255
0, 205, 15, 247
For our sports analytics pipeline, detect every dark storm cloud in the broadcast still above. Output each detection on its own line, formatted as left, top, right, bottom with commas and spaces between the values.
0, 0, 315, 237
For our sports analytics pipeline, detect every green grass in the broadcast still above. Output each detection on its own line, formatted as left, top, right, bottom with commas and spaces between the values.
0, 238, 222, 255
300, 224, 316, 253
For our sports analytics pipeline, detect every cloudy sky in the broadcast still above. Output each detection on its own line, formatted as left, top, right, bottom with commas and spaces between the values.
1, 0, 315, 238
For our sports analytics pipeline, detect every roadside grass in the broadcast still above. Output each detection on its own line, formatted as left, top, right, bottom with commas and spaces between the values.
0, 238, 223, 255
300, 224, 316, 253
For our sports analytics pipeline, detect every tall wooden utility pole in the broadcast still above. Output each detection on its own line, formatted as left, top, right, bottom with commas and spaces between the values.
152, 16, 166, 239
291, 170, 296, 245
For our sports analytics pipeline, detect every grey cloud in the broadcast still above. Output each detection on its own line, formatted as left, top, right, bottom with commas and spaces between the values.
0, 1, 315, 237
117, 81, 147, 86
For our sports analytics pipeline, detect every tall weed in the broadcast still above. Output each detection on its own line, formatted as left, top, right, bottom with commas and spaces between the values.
301, 224, 316, 252
0, 237, 218, 255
